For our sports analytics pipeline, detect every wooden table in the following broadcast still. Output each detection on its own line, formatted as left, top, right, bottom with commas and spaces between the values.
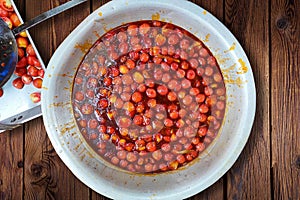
1, 0, 299, 199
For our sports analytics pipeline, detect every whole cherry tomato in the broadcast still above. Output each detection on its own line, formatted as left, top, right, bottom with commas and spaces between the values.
33, 78, 43, 88
38, 69, 44, 78
26, 44, 36, 56
27, 55, 41, 67
0, 7, 8, 17
12, 77, 24, 89
21, 74, 33, 85
10, 13, 20, 27
27, 66, 39, 77
16, 57, 27, 68
30, 92, 41, 103
14, 67, 27, 76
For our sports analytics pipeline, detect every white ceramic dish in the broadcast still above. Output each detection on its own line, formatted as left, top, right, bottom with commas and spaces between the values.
41, 0, 256, 199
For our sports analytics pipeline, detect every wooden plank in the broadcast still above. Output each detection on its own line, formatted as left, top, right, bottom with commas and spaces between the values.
90, 1, 113, 199
0, 1, 24, 199
23, 0, 90, 199
271, 0, 300, 199
92, 0, 111, 10
0, 128, 24, 200
224, 0, 271, 199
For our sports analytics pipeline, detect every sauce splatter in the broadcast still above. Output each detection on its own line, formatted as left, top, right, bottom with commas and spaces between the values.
224, 42, 236, 53
237, 58, 248, 74
75, 41, 93, 54
49, 101, 70, 108
98, 12, 103, 17
202, 10, 207, 15
152, 13, 160, 20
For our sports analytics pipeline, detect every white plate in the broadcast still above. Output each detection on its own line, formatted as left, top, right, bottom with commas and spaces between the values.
0, 0, 45, 131
41, 0, 256, 199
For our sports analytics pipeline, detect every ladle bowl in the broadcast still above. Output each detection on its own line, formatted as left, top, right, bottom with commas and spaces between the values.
0, 18, 17, 88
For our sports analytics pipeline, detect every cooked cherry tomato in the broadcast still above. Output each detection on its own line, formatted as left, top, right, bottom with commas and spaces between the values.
38, 69, 44, 78
26, 44, 36, 56
19, 31, 27, 38
17, 48, 25, 58
21, 74, 33, 85
0, 0, 14, 12
16, 37, 29, 48
16, 57, 27, 68
14, 67, 27, 76
12, 77, 24, 89
1, 16, 12, 28
27, 55, 41, 67
33, 78, 43, 88
30, 92, 41, 103
0, 88, 3, 97
27, 65, 38, 77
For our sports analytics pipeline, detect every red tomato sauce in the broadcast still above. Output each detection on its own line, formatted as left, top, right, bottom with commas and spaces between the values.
72, 20, 226, 173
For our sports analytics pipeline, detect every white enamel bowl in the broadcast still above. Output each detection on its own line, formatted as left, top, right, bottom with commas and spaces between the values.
41, 0, 256, 199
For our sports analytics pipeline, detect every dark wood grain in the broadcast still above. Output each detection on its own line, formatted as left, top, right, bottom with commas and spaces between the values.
0, 128, 23, 200
90, 1, 115, 199
186, 1, 225, 200
1, 0, 299, 199
271, 0, 300, 199
224, 0, 271, 199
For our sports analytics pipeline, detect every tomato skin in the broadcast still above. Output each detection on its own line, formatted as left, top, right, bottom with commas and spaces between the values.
32, 78, 43, 88
10, 13, 20, 27
30, 92, 41, 103
0, 0, 14, 12
38, 69, 44, 78
27, 65, 38, 77
0, 88, 3, 97
16, 37, 29, 48
14, 67, 27, 76
1, 16, 12, 28
26, 44, 36, 56
21, 74, 33, 85
17, 48, 25, 58
12, 77, 24, 89
16, 57, 27, 68
27, 56, 41, 67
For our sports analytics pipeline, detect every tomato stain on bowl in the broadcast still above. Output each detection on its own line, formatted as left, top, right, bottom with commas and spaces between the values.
203, 33, 210, 43
71, 20, 227, 174
202, 10, 207, 15
237, 58, 248, 74
49, 101, 70, 108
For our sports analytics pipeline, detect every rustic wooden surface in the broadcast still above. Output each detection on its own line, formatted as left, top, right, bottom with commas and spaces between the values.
0, 0, 299, 199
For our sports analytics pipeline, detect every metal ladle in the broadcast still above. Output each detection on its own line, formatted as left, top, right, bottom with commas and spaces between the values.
0, 0, 87, 88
